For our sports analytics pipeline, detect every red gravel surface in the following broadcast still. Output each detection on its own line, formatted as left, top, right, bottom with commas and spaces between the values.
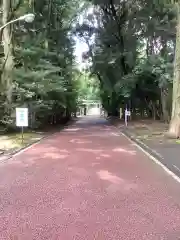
0, 117, 180, 240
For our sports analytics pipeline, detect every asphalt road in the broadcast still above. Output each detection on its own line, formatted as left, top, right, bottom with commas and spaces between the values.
0, 116, 180, 239
148, 142, 180, 179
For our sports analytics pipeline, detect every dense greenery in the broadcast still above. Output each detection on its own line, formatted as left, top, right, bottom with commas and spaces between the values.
1, 0, 180, 137
75, 0, 180, 137
0, 0, 92, 130
76, 1, 175, 118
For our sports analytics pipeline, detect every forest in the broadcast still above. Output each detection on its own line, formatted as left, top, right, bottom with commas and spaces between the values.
0, 0, 180, 137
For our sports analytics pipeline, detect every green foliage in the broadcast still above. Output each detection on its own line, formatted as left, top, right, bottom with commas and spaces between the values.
75, 0, 175, 120
0, 0, 84, 129
0, 0, 177, 127
76, 70, 100, 103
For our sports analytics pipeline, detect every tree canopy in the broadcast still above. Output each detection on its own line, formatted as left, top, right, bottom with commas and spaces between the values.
75, 0, 175, 117
1, 0, 180, 137
0, 0, 91, 129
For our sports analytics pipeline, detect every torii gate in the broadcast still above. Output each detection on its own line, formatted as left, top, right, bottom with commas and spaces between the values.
78, 100, 102, 116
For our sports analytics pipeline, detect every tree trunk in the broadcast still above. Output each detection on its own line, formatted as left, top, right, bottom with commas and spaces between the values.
1, 0, 14, 115
161, 88, 170, 123
168, 3, 180, 138
151, 102, 156, 120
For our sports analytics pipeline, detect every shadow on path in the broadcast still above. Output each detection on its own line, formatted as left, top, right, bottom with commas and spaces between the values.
0, 116, 179, 239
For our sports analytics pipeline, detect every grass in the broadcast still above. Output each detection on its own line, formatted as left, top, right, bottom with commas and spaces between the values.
125, 121, 179, 144
0, 119, 74, 155
0, 132, 44, 153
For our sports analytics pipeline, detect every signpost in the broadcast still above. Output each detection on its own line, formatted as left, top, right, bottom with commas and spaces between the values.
16, 108, 28, 143
125, 108, 131, 126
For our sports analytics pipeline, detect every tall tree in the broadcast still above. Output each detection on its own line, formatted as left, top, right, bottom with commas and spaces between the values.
0, 0, 85, 129
168, 1, 180, 137
1, 0, 14, 116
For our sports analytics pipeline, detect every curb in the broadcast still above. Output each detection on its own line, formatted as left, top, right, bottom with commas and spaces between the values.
120, 128, 180, 184
0, 118, 77, 161
121, 128, 164, 160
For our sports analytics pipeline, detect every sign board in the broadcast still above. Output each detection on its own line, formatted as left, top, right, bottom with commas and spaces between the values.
125, 109, 131, 127
125, 110, 131, 116
16, 108, 28, 127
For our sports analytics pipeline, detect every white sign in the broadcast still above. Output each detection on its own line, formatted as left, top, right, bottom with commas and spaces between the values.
16, 108, 28, 127
125, 110, 131, 116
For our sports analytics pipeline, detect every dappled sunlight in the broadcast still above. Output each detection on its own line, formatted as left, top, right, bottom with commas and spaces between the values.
97, 170, 124, 184
69, 139, 92, 144
111, 132, 120, 136
8, 157, 37, 167
113, 147, 136, 155
85, 132, 111, 137
63, 128, 81, 132
43, 152, 68, 159
97, 170, 138, 192
104, 127, 112, 131
9, 146, 71, 168
12, 150, 69, 166
59, 149, 69, 153
100, 154, 110, 158
31, 146, 70, 159
27, 146, 59, 156
88, 126, 111, 131
76, 148, 103, 153
42, 146, 59, 151
67, 166, 88, 177
91, 162, 101, 166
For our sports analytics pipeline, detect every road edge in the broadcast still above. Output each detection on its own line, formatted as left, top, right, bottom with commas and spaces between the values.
120, 129, 180, 184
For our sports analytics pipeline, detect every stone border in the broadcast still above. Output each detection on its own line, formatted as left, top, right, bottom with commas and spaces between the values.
121, 128, 164, 159
121, 127, 180, 183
